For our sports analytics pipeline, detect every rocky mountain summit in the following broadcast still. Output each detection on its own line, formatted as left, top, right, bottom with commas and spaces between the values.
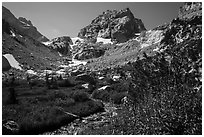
78, 8, 146, 43
2, 6, 49, 42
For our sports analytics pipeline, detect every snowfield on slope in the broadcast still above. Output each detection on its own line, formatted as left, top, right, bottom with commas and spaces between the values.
42, 41, 52, 46
69, 59, 87, 67
70, 37, 84, 49
96, 37, 113, 44
3, 54, 22, 70
140, 30, 164, 48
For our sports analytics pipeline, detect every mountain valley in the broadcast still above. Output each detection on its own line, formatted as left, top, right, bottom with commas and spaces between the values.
2, 2, 202, 135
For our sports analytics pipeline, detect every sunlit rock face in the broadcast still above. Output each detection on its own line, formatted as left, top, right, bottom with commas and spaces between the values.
45, 36, 73, 56
178, 2, 202, 20
78, 8, 146, 43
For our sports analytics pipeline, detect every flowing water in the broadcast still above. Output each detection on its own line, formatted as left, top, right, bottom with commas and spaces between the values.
43, 102, 122, 135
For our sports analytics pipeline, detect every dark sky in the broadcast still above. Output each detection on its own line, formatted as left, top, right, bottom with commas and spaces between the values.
3, 2, 183, 40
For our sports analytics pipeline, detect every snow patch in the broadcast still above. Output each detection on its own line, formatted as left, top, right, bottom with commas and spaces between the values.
134, 33, 141, 36
159, 46, 167, 52
98, 76, 105, 80
71, 37, 84, 44
96, 37, 113, 44
112, 75, 121, 81
58, 52, 63, 57
56, 69, 66, 75
153, 47, 160, 51
98, 85, 110, 91
70, 37, 84, 49
3, 54, 22, 70
26, 70, 37, 75
42, 41, 52, 46
141, 30, 164, 48
59, 65, 70, 68
69, 59, 87, 67
82, 83, 89, 89
10, 30, 16, 37
20, 20, 30, 27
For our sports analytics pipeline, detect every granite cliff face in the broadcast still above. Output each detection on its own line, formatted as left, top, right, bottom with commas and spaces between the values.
178, 2, 202, 20
2, 6, 49, 42
78, 8, 146, 43
44, 36, 73, 56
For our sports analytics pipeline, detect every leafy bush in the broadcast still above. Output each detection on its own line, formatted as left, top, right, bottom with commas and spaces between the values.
107, 16, 202, 134
54, 98, 75, 107
30, 79, 45, 87
18, 106, 74, 134
66, 100, 105, 117
111, 92, 127, 104
91, 89, 111, 102
70, 90, 90, 102
57, 79, 74, 87
121, 40, 202, 134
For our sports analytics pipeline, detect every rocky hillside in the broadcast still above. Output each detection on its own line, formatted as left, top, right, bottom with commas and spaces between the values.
2, 6, 49, 42
78, 8, 146, 43
178, 2, 202, 20
82, 2, 202, 72
2, 6, 62, 70
43, 36, 73, 56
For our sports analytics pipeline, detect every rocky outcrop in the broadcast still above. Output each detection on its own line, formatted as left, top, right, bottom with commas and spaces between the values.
178, 2, 202, 20
2, 6, 49, 42
73, 47, 105, 60
45, 36, 73, 56
72, 42, 105, 60
78, 8, 146, 43
2, 6, 61, 70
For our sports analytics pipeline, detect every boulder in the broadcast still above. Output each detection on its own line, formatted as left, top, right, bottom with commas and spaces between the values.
98, 85, 111, 91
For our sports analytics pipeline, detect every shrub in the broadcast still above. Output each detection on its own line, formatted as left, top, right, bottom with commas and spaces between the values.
110, 82, 129, 93
66, 100, 105, 117
30, 79, 45, 87
57, 79, 74, 87
70, 90, 90, 102
91, 89, 111, 102
18, 106, 74, 134
47, 91, 68, 100
54, 98, 75, 107
111, 92, 127, 104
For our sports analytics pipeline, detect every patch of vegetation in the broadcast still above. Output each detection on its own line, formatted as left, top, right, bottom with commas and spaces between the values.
2, 85, 104, 135
70, 90, 90, 102
92, 82, 129, 104
57, 78, 75, 87
88, 16, 202, 135
111, 20, 202, 134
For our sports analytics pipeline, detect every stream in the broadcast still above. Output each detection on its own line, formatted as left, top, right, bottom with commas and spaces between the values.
42, 102, 122, 135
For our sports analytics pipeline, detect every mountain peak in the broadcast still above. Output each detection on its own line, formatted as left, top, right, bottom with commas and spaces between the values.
18, 17, 33, 26
78, 8, 146, 43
